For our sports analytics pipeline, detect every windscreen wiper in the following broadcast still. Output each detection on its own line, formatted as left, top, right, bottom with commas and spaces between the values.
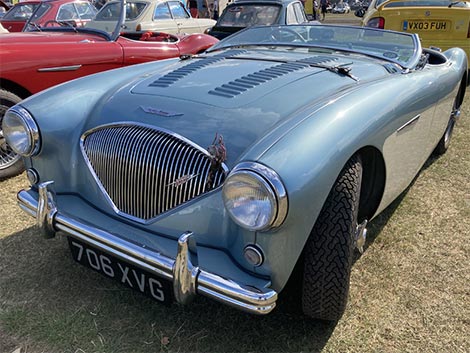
186, 53, 358, 81
448, 1, 464, 7
223, 55, 358, 81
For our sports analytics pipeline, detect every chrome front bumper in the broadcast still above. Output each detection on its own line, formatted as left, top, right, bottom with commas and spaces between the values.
18, 181, 278, 315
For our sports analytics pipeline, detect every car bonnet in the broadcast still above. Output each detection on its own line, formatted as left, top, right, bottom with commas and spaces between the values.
129, 49, 383, 108
93, 49, 391, 165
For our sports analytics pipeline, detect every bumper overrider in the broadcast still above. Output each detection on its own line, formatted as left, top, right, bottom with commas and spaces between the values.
17, 181, 278, 314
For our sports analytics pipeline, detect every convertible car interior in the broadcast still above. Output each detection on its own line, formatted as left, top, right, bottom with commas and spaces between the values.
120, 31, 178, 42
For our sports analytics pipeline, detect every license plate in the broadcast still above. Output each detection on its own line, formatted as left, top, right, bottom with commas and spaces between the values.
403, 20, 450, 32
68, 237, 173, 305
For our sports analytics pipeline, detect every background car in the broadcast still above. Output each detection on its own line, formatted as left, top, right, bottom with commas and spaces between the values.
332, 2, 350, 13
0, 0, 10, 18
355, 0, 470, 69
0, 0, 218, 179
87, 0, 216, 34
5, 24, 467, 321
0, 0, 97, 32
208, 0, 309, 39
0, 0, 39, 31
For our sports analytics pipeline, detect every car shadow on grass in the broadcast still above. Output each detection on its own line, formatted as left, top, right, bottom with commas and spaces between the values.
0, 226, 336, 353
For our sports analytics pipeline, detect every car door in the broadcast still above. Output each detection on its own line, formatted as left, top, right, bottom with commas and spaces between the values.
119, 36, 180, 65
168, 0, 200, 34
151, 1, 179, 34
286, 1, 308, 24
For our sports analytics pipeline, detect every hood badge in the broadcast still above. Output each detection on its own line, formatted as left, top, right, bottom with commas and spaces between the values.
167, 174, 199, 188
140, 106, 183, 117
206, 133, 227, 190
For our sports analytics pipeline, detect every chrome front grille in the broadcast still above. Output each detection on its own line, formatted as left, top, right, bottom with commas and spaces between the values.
81, 124, 227, 221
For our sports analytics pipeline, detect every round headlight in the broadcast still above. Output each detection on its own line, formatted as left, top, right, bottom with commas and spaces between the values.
222, 163, 288, 232
2, 106, 40, 156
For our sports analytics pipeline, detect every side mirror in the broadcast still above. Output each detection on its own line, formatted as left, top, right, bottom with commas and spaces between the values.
355, 9, 365, 17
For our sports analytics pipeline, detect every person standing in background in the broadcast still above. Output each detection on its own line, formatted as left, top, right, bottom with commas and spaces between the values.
212, 0, 219, 20
187, 0, 198, 17
312, 0, 318, 20
197, 0, 211, 17
320, 0, 328, 21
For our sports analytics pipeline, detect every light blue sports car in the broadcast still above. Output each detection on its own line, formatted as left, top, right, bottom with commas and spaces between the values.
3, 24, 467, 321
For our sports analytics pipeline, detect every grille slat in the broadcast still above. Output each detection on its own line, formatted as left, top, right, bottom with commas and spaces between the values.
82, 125, 227, 221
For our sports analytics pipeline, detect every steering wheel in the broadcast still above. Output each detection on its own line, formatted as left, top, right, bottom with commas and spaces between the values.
43, 20, 73, 28
268, 27, 306, 43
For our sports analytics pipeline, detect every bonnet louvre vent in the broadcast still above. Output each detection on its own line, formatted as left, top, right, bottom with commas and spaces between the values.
149, 50, 247, 88
209, 56, 338, 98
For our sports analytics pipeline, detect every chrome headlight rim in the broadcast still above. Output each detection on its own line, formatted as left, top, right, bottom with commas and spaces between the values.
223, 162, 288, 231
3, 106, 40, 157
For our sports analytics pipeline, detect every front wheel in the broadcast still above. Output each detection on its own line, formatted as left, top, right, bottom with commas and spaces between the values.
0, 89, 25, 180
302, 155, 362, 321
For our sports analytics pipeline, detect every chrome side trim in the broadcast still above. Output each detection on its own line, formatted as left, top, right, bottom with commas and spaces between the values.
396, 114, 420, 133
17, 186, 277, 315
37, 65, 82, 72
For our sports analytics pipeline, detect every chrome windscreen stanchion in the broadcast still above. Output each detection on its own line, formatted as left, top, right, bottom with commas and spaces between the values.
173, 231, 199, 304
37, 181, 58, 239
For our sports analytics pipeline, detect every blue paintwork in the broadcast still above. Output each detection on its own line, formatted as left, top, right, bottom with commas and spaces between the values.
16, 25, 468, 292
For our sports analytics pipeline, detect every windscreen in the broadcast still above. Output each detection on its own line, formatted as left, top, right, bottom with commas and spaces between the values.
217, 4, 282, 27
209, 24, 421, 69
94, 1, 147, 20
2, 3, 40, 20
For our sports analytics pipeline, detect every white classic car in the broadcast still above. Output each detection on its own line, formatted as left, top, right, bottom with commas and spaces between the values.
88, 0, 216, 34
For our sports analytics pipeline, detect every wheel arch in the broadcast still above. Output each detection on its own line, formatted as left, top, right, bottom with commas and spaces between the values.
356, 146, 386, 222
456, 71, 467, 107
0, 78, 32, 101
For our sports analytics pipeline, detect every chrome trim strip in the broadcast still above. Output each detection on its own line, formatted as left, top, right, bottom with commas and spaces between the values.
17, 186, 277, 315
396, 114, 421, 133
37, 65, 82, 72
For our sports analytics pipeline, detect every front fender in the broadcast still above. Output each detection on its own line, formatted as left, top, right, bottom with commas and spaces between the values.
249, 69, 458, 291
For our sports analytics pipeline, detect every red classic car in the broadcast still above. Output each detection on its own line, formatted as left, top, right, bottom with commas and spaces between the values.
0, 0, 218, 179
0, 0, 97, 32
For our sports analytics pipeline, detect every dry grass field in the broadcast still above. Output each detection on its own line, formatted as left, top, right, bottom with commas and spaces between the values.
0, 14, 469, 353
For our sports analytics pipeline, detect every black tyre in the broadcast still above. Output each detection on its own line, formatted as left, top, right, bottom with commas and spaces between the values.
302, 155, 362, 321
0, 89, 24, 180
